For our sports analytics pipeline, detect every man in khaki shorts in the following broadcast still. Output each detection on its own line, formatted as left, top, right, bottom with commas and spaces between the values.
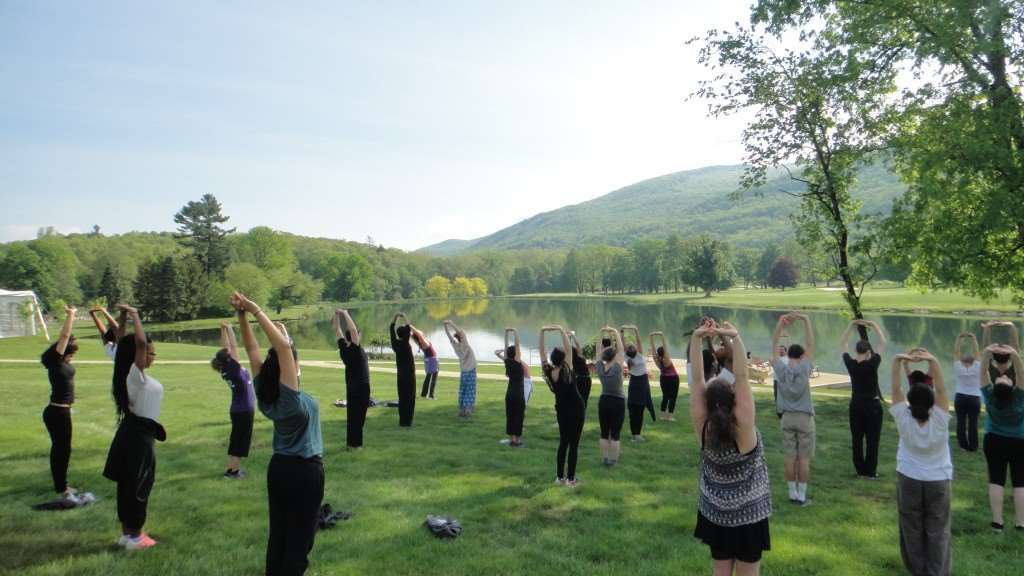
772, 312, 816, 506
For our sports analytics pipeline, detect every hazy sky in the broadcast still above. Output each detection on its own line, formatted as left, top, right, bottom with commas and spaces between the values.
1, 1, 753, 250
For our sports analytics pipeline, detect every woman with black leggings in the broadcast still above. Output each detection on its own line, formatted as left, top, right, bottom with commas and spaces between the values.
41, 306, 78, 501
335, 309, 370, 449
839, 319, 887, 479
650, 331, 680, 422
235, 291, 324, 575
497, 329, 527, 447
596, 327, 626, 466
980, 342, 1024, 532
103, 304, 164, 550
390, 313, 416, 427
541, 325, 584, 486
622, 325, 656, 442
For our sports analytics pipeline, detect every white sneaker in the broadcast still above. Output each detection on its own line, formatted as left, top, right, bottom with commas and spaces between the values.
117, 534, 131, 547
554, 477, 565, 485
123, 533, 157, 550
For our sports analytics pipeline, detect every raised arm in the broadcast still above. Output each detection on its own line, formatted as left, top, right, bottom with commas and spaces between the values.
223, 323, 240, 361
235, 308, 263, 376
234, 292, 297, 390
771, 315, 787, 355
1009, 347, 1024, 389
794, 312, 814, 360
721, 322, 755, 446
839, 321, 855, 355
622, 325, 643, 355
88, 308, 107, 339
340, 309, 360, 345
443, 320, 458, 346
116, 304, 147, 371
867, 320, 887, 356
54, 305, 76, 355
920, 351, 948, 410
891, 355, 909, 404
513, 328, 522, 362
332, 309, 343, 340
649, 331, 664, 367
982, 322, 993, 349
1002, 321, 1020, 352
688, 327, 713, 440
981, 345, 995, 386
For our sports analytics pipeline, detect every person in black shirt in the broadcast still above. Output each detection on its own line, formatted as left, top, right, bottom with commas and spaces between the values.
496, 328, 527, 447
839, 319, 887, 478
541, 325, 584, 486
41, 305, 79, 500
390, 313, 416, 427
335, 309, 371, 448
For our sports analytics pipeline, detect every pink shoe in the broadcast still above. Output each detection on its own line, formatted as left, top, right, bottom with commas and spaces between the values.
566, 479, 579, 488
124, 533, 157, 550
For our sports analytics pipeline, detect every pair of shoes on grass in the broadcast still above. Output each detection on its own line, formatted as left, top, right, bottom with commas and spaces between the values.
554, 477, 579, 488
117, 533, 157, 550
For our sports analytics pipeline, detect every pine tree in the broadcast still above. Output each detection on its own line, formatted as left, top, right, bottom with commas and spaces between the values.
173, 194, 235, 278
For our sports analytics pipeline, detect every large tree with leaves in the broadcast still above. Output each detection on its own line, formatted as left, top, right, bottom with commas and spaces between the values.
173, 194, 235, 278
751, 0, 1024, 303
693, 26, 892, 324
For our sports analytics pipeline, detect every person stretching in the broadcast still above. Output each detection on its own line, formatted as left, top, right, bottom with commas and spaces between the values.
390, 313, 416, 427
88, 306, 125, 360
690, 322, 772, 575
496, 328, 526, 447
103, 304, 164, 550
979, 343, 1024, 532
412, 325, 439, 399
541, 325, 584, 486
953, 331, 982, 452
622, 325, 655, 442
771, 311, 815, 505
569, 332, 593, 411
41, 305, 79, 502
444, 320, 477, 417
235, 292, 324, 575
890, 348, 952, 576
839, 319, 887, 479
596, 327, 626, 466
210, 322, 255, 478
334, 309, 370, 449
650, 331, 680, 422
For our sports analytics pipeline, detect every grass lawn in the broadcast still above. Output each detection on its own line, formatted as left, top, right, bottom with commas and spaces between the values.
511, 286, 1021, 316
1, 334, 1021, 575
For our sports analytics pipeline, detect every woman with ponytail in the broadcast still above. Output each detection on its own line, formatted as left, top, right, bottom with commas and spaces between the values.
979, 343, 1024, 533
540, 325, 584, 487
102, 304, 163, 550
41, 305, 79, 501
234, 292, 323, 575
689, 321, 771, 574
889, 349, 951, 575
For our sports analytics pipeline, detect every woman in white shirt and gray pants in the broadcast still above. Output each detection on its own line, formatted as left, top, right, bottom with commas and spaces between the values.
889, 348, 951, 576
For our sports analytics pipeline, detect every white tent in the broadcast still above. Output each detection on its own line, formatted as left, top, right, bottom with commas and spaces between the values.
0, 289, 49, 340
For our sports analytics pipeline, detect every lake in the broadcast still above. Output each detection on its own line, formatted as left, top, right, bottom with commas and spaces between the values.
149, 298, 1008, 380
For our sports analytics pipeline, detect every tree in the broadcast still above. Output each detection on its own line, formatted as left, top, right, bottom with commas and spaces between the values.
694, 25, 889, 326
509, 266, 536, 294
768, 256, 799, 290
321, 253, 373, 302
235, 226, 296, 273
134, 257, 183, 322
223, 263, 271, 308
734, 248, 759, 289
469, 277, 488, 297
98, 264, 122, 309
0, 244, 55, 306
560, 248, 584, 293
173, 194, 235, 278
756, 245, 781, 289
269, 271, 322, 314
751, 0, 1024, 303
425, 275, 452, 299
629, 239, 665, 293
29, 235, 83, 305
685, 235, 733, 297
451, 276, 475, 298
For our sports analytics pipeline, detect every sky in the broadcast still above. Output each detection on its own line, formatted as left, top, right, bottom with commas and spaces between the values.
0, 0, 754, 250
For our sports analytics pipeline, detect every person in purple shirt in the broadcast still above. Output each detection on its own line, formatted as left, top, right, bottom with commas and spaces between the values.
211, 322, 255, 479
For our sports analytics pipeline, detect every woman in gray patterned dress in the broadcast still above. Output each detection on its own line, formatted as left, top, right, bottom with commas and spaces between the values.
688, 321, 772, 575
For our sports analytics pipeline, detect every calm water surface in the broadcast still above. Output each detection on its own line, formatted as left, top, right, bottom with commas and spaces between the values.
150, 299, 1010, 382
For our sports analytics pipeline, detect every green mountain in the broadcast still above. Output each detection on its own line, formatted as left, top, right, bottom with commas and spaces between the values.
420, 162, 904, 254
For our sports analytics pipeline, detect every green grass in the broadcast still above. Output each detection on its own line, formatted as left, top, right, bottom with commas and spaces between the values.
1, 334, 1021, 575
510, 285, 1021, 316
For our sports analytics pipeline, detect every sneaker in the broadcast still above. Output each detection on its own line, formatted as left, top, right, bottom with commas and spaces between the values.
991, 521, 1005, 533
565, 479, 578, 488
124, 533, 157, 550
631, 435, 645, 443
116, 534, 131, 547
225, 469, 247, 479
601, 457, 610, 467
799, 498, 813, 507
499, 438, 512, 445
554, 477, 565, 485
